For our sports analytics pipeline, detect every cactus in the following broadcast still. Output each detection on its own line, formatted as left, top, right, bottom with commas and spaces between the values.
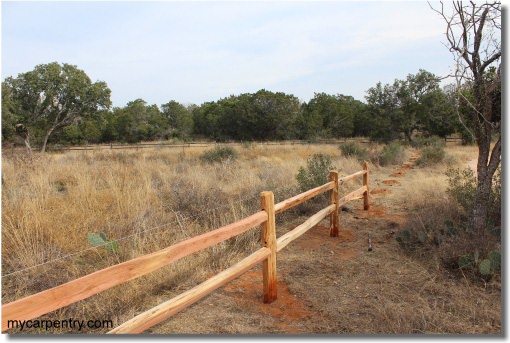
87, 232, 119, 254
477, 251, 501, 278
478, 259, 492, 276
88, 233, 107, 248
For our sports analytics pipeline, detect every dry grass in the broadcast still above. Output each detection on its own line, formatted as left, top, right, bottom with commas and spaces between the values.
1, 142, 500, 334
1, 143, 364, 333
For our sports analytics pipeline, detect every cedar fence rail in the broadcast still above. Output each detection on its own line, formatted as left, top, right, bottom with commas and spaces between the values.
1, 162, 371, 334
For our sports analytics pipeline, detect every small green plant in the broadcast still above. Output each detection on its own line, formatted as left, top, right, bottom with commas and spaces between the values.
87, 232, 119, 253
378, 142, 406, 166
339, 142, 368, 161
395, 229, 412, 247
446, 168, 477, 214
296, 153, 333, 192
446, 166, 500, 228
200, 146, 239, 164
415, 145, 445, 166
459, 250, 500, 279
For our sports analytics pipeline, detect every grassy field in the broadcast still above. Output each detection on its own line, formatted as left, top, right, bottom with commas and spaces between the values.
1, 142, 500, 334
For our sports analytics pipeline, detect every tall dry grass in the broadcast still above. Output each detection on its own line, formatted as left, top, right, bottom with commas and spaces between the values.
1, 143, 366, 333
3, 142, 495, 334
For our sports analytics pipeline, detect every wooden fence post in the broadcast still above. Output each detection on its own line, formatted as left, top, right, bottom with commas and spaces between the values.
329, 171, 339, 237
363, 162, 370, 210
260, 191, 277, 303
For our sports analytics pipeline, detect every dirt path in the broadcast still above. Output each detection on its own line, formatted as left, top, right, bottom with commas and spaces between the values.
153, 150, 499, 334
185, 153, 422, 333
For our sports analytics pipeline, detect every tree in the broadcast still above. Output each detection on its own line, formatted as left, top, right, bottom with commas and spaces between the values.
191, 90, 301, 141
4, 62, 111, 152
1, 82, 21, 146
364, 81, 404, 142
303, 93, 359, 139
250, 89, 301, 140
161, 100, 194, 139
431, 1, 501, 232
114, 99, 166, 143
365, 70, 455, 142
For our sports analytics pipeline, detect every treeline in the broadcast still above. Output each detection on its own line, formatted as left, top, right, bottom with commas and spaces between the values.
2, 63, 470, 151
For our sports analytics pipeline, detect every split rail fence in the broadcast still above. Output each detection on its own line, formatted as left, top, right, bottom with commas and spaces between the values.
2, 162, 370, 334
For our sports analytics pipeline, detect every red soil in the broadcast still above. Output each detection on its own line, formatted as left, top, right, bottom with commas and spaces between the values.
389, 172, 406, 177
382, 180, 401, 186
370, 188, 392, 195
355, 204, 386, 218
223, 270, 314, 333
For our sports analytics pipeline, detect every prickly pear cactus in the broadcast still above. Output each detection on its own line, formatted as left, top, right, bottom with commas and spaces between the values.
478, 259, 492, 276
87, 232, 119, 254
88, 232, 107, 248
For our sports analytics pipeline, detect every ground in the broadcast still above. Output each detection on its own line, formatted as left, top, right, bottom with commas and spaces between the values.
145, 150, 501, 334
2, 144, 499, 334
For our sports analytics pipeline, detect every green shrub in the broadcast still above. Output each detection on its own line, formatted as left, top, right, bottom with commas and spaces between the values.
296, 153, 333, 192
339, 142, 368, 161
415, 145, 446, 166
446, 168, 477, 215
378, 142, 406, 166
446, 166, 501, 228
200, 146, 239, 164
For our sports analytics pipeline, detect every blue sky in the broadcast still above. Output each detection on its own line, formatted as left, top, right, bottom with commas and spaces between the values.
2, 1, 455, 108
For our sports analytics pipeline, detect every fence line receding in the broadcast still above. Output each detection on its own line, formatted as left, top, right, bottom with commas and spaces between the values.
2, 163, 370, 334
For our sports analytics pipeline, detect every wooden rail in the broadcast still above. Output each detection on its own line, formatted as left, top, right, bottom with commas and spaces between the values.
1, 163, 370, 334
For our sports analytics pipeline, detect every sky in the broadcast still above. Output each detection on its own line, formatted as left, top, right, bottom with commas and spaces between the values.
1, 1, 456, 108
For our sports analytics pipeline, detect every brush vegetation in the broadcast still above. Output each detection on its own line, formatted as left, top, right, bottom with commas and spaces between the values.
1, 142, 500, 334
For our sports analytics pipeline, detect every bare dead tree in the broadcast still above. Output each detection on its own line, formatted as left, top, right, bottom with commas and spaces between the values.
430, 1, 501, 232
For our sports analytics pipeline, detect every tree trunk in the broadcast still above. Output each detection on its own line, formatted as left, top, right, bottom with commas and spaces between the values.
404, 129, 413, 142
15, 124, 32, 154
469, 171, 492, 232
23, 136, 32, 155
468, 125, 500, 232
40, 126, 56, 153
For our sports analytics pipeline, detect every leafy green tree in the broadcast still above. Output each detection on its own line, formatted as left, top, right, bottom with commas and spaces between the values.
1, 82, 21, 145
114, 99, 166, 143
3, 62, 111, 152
161, 100, 194, 139
302, 93, 361, 139
191, 89, 301, 141
365, 69, 455, 142
251, 89, 301, 140
364, 81, 402, 142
